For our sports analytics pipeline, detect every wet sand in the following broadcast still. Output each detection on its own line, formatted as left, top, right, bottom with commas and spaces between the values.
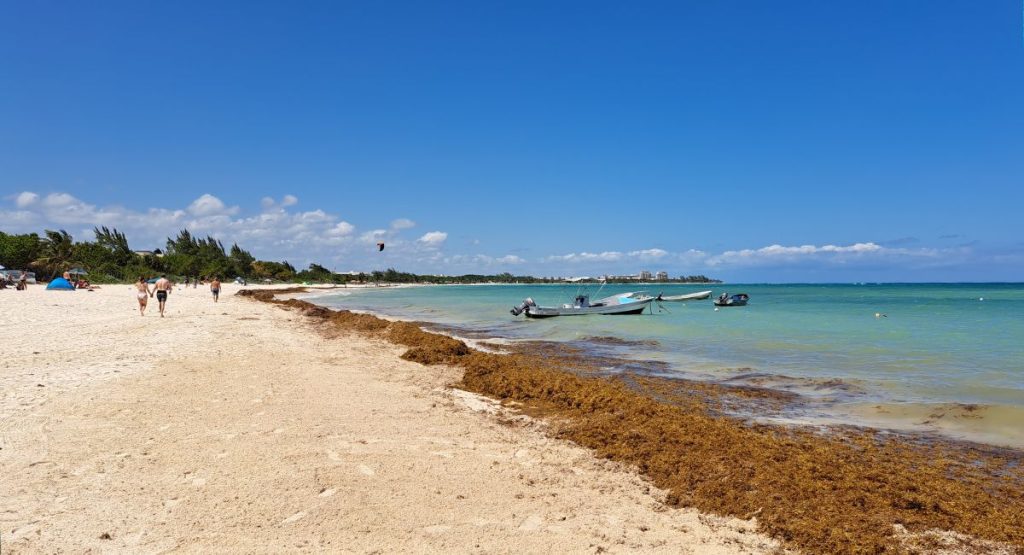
0, 284, 777, 553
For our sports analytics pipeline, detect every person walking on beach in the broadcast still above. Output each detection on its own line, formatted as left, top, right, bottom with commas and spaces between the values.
154, 274, 172, 317
135, 275, 151, 316
210, 276, 221, 303
18, 270, 28, 291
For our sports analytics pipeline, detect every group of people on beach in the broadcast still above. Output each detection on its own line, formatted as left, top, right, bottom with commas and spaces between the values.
61, 271, 92, 289
135, 275, 221, 317
0, 270, 30, 290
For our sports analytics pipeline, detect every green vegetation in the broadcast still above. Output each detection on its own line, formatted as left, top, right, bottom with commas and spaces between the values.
0, 228, 265, 283
0, 227, 718, 284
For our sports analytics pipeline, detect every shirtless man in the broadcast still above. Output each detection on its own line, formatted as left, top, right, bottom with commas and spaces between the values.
153, 274, 172, 317
210, 276, 222, 303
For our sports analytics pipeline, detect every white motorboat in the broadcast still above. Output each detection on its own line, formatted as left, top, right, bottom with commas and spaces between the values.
655, 290, 712, 302
511, 292, 652, 318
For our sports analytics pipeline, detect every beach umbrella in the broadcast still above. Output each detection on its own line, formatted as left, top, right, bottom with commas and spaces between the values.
69, 267, 88, 275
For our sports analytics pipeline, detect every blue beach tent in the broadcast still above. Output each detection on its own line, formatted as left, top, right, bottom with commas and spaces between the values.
46, 277, 75, 290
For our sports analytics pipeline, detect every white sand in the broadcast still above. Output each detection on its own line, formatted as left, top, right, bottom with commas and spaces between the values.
0, 283, 778, 553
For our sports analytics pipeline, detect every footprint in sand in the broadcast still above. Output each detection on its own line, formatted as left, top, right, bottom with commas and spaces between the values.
519, 514, 544, 532
357, 464, 375, 476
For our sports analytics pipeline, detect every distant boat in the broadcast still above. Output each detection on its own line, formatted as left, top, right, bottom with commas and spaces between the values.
656, 290, 712, 302
511, 292, 652, 318
714, 292, 749, 307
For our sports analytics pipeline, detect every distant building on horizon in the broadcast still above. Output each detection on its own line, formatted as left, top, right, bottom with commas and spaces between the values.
656, 271, 669, 280
601, 273, 640, 281
639, 270, 652, 281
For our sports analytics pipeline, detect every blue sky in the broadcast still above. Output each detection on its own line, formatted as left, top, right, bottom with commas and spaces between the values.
2, 1, 1022, 281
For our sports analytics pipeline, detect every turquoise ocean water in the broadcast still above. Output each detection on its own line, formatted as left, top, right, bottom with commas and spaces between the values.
309, 283, 1024, 448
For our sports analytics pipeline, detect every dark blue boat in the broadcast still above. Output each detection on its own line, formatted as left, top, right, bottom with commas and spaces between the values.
714, 292, 749, 307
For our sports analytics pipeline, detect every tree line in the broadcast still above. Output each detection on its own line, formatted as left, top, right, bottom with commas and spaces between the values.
0, 227, 717, 284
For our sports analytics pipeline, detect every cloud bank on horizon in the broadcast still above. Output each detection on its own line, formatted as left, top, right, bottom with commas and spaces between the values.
1, 190, 1013, 281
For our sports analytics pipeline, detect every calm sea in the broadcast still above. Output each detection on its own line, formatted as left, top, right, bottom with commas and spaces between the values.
309, 283, 1024, 448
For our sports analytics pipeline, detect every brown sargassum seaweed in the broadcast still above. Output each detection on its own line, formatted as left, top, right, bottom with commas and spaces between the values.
242, 289, 1024, 553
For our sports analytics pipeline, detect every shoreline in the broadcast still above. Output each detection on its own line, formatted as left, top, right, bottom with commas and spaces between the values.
252, 288, 1024, 553
313, 283, 1024, 451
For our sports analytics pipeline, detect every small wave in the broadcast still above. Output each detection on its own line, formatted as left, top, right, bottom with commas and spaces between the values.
579, 335, 661, 348
721, 372, 865, 397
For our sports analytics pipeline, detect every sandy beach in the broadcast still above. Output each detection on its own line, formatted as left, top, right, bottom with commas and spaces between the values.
0, 284, 778, 553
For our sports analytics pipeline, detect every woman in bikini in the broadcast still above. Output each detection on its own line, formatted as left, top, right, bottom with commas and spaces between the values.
135, 275, 151, 316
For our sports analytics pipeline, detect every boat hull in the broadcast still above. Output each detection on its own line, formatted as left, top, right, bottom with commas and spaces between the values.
524, 299, 652, 318
659, 290, 712, 301
714, 293, 749, 307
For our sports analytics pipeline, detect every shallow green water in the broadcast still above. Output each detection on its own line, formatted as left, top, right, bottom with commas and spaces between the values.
312, 283, 1024, 447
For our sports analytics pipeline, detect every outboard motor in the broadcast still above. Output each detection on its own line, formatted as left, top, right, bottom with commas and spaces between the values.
510, 297, 536, 316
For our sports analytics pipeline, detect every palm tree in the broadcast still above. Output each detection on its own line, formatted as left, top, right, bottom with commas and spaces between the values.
33, 229, 79, 280
94, 226, 133, 265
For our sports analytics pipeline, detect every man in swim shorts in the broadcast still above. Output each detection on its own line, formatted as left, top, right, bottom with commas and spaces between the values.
210, 276, 221, 303
153, 274, 172, 317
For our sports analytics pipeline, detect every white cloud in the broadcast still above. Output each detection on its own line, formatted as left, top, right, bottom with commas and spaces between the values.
0, 209, 37, 226
329, 221, 355, 236
417, 231, 448, 247
188, 194, 238, 217
260, 195, 297, 210
546, 251, 621, 263
441, 253, 526, 268
360, 229, 388, 243
628, 248, 669, 260
15, 191, 39, 208
547, 249, 664, 263
390, 218, 415, 230
706, 242, 893, 267
41, 192, 76, 208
